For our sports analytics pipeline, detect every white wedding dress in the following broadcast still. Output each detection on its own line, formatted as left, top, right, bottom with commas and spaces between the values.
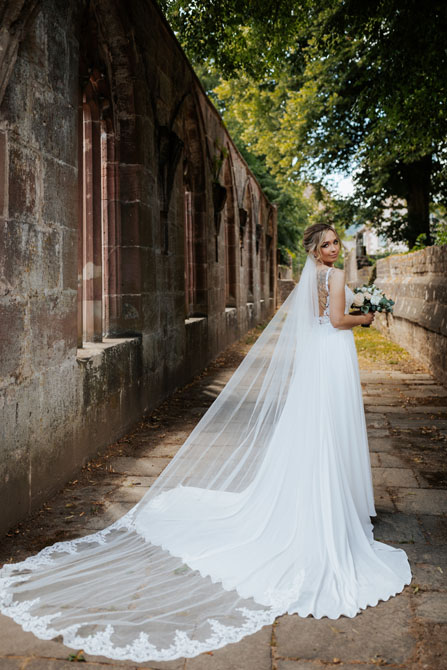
0, 256, 412, 662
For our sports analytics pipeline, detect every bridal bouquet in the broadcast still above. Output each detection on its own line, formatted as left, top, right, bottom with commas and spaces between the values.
351, 284, 395, 327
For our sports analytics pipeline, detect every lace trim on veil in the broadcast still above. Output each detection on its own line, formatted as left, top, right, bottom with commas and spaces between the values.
0, 512, 292, 662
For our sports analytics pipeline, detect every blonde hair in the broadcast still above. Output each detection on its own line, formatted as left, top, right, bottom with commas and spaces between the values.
303, 224, 342, 261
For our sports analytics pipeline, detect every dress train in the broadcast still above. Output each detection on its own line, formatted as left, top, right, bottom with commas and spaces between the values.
0, 259, 412, 661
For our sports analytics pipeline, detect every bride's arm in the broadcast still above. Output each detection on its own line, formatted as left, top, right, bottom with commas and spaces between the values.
328, 269, 374, 330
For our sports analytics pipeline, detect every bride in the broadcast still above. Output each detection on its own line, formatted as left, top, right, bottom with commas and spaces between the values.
0, 223, 412, 662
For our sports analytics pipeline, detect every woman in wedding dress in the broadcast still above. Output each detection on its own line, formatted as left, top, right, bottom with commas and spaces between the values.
0, 224, 411, 662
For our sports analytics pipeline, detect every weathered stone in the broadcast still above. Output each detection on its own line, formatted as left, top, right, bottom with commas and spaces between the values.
42, 157, 77, 230
7, 139, 38, 222
374, 452, 408, 467
368, 437, 394, 453
277, 663, 378, 670
0, 299, 25, 379
81, 501, 134, 530
0, 0, 277, 537
402, 544, 447, 591
374, 247, 447, 386
414, 592, 447, 623
0, 659, 22, 670
106, 457, 172, 477
372, 486, 396, 512
139, 443, 180, 458
371, 467, 419, 488
372, 512, 425, 543
418, 514, 447, 545
395, 488, 447, 515
366, 413, 388, 429
411, 622, 447, 670
274, 594, 414, 664
184, 624, 272, 670
366, 428, 390, 439
0, 613, 71, 658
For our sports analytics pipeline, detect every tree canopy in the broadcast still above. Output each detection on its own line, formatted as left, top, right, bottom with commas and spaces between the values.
162, 0, 447, 248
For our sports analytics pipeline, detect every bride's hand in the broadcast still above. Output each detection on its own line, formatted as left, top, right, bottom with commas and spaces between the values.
362, 311, 375, 326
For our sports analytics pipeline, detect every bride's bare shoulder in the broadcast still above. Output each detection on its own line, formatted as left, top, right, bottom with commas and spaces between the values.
328, 267, 345, 287
330, 267, 344, 277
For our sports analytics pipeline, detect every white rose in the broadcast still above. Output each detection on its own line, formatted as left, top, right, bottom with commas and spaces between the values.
364, 292, 372, 300
371, 294, 381, 306
353, 293, 365, 306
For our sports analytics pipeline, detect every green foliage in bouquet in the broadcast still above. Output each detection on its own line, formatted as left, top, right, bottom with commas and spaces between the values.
352, 284, 395, 315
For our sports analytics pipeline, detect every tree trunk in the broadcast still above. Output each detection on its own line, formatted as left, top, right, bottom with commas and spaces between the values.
402, 154, 432, 247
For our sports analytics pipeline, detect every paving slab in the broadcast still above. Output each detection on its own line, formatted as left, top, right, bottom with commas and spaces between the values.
373, 452, 408, 467
364, 428, 390, 439
365, 414, 388, 429
368, 436, 394, 453
369, 452, 380, 467
363, 395, 405, 406
371, 466, 419, 488
372, 511, 426, 544
411, 622, 447, 670
372, 486, 396, 513
403, 387, 447, 397
395, 488, 447, 515
393, 405, 445, 415
107, 484, 152, 503
388, 417, 447, 431
414, 592, 447, 623
402, 542, 447, 567
277, 663, 379, 670
22, 662, 135, 670
417, 514, 447, 545
274, 595, 414, 665
184, 625, 272, 670
403, 545, 447, 591
0, 614, 73, 659
0, 661, 21, 670
108, 457, 172, 477
140, 444, 181, 458
81, 501, 135, 529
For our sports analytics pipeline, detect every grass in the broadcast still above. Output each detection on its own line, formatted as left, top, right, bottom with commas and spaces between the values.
354, 325, 428, 373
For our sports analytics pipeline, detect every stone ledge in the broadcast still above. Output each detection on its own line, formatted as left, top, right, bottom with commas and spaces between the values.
184, 316, 207, 325
76, 336, 140, 363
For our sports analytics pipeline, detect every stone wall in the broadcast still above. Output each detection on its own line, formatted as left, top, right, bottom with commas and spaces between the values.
374, 246, 447, 385
0, 0, 277, 533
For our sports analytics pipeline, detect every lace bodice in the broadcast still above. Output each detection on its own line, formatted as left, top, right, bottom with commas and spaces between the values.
317, 265, 354, 324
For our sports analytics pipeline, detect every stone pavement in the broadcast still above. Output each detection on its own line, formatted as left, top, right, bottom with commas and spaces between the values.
0, 329, 446, 670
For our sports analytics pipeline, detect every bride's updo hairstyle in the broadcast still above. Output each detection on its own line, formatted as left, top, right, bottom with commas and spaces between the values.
303, 223, 342, 262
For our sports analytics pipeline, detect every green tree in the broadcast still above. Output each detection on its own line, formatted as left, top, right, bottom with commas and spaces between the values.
238, 145, 310, 263
162, 0, 447, 247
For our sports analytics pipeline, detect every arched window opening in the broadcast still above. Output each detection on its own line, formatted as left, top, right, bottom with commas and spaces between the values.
184, 186, 194, 316
78, 24, 119, 346
182, 101, 208, 319
223, 156, 237, 308
267, 210, 275, 298
240, 179, 254, 302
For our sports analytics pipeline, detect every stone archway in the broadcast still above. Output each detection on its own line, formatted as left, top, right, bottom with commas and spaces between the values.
182, 91, 208, 318
223, 151, 237, 308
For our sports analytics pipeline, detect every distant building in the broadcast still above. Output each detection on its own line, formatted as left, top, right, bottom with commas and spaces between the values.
343, 224, 407, 287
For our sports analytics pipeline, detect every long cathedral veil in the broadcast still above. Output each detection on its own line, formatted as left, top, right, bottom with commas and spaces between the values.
0, 254, 410, 661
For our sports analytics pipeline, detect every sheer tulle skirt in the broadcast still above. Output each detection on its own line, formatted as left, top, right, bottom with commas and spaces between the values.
0, 315, 412, 662
136, 320, 411, 619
